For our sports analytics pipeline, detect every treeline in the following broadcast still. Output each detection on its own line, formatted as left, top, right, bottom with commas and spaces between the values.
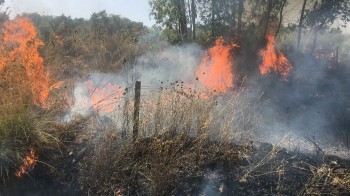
32, 11, 146, 73
149, 0, 350, 50
0, 10, 147, 74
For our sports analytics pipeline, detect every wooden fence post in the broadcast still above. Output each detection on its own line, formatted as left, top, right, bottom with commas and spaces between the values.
133, 81, 141, 141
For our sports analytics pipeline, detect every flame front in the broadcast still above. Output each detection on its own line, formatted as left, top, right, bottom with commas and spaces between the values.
259, 35, 292, 77
15, 148, 38, 177
195, 37, 235, 94
0, 17, 59, 107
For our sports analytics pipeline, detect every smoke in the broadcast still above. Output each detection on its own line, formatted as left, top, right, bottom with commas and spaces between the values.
65, 29, 350, 158
244, 48, 350, 157
200, 171, 225, 195
135, 43, 202, 87
65, 42, 203, 120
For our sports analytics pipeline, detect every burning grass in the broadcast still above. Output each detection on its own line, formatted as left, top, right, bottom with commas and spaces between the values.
78, 87, 255, 195
0, 89, 63, 183
1, 13, 350, 195
258, 35, 292, 77
195, 37, 237, 94
0, 16, 70, 185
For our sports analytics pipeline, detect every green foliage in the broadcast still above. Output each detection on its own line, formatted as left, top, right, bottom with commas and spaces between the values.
149, 0, 292, 43
305, 0, 350, 30
23, 11, 146, 74
149, 0, 188, 43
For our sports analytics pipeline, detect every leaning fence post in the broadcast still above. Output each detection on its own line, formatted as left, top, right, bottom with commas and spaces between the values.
133, 81, 141, 141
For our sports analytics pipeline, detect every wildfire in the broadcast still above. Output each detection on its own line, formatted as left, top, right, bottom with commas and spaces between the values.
0, 17, 60, 107
195, 37, 236, 94
85, 80, 124, 114
314, 47, 336, 60
258, 35, 292, 77
15, 148, 38, 177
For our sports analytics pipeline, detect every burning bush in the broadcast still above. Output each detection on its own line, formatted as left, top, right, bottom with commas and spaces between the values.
0, 17, 66, 182
258, 35, 292, 77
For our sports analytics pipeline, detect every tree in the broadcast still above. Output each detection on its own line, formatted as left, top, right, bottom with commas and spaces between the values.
275, 0, 287, 37
296, 0, 307, 51
0, 0, 9, 25
237, 0, 245, 35
247, 0, 289, 38
191, 0, 197, 39
304, 0, 350, 54
211, 0, 216, 37
197, 0, 244, 38
149, 0, 189, 42
263, 0, 273, 37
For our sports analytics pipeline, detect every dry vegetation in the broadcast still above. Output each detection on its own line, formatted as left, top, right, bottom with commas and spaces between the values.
0, 64, 67, 184
78, 88, 255, 195
1, 11, 350, 196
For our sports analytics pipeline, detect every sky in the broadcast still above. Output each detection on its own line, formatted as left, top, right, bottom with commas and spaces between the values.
1, 0, 156, 27
1, 0, 349, 33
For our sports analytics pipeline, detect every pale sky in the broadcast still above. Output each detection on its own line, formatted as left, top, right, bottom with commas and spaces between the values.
1, 0, 349, 33
1, 0, 156, 26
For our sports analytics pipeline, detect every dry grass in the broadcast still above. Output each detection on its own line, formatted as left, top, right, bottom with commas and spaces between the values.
0, 61, 71, 184
78, 87, 256, 195
301, 163, 350, 195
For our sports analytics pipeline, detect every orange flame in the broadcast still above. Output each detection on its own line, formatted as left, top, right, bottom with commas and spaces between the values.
314, 47, 336, 60
259, 35, 292, 77
85, 80, 124, 114
0, 17, 59, 107
195, 37, 236, 94
15, 148, 38, 177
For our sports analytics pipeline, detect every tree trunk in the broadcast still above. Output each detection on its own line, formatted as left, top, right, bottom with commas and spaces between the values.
179, 0, 188, 40
263, 0, 273, 37
188, 0, 192, 39
230, 0, 237, 34
211, 0, 216, 38
275, 0, 287, 37
310, 28, 318, 55
297, 0, 307, 51
191, 0, 196, 39
237, 0, 244, 35
175, 0, 188, 40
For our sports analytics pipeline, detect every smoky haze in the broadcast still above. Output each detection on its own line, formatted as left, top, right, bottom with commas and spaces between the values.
65, 28, 350, 159
5, 0, 349, 158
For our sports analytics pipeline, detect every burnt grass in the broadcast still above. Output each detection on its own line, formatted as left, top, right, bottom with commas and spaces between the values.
1, 133, 350, 196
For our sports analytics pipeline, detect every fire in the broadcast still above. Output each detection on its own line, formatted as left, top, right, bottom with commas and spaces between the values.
15, 148, 38, 177
314, 47, 336, 60
195, 37, 236, 94
84, 80, 124, 114
258, 35, 292, 77
0, 17, 60, 107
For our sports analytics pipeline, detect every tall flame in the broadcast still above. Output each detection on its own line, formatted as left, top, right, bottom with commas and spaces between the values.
258, 35, 292, 77
15, 148, 38, 177
0, 17, 59, 107
195, 37, 235, 94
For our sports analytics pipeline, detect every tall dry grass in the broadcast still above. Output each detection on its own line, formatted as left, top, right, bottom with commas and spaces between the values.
0, 60, 68, 184
78, 86, 257, 195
